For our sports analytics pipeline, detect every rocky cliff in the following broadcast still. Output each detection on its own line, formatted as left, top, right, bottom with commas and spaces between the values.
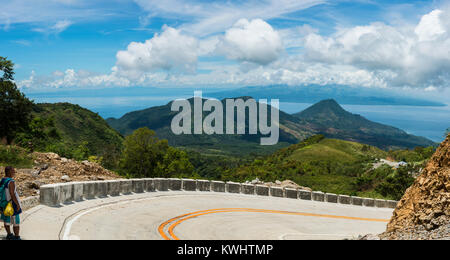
380, 135, 450, 240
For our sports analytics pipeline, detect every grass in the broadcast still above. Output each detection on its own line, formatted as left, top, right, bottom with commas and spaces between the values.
0, 145, 33, 168
289, 143, 356, 163
288, 139, 387, 164
356, 190, 387, 199
293, 173, 356, 194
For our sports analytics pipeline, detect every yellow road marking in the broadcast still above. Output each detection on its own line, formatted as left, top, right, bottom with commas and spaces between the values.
158, 208, 253, 240
158, 208, 390, 240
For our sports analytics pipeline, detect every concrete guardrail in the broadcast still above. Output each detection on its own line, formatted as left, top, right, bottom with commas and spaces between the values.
21, 196, 40, 211
38, 178, 398, 209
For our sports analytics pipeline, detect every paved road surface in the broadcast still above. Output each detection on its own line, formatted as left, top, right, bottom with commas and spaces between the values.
18, 191, 393, 240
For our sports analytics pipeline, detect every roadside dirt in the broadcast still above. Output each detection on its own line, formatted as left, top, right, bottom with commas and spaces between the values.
1, 152, 120, 199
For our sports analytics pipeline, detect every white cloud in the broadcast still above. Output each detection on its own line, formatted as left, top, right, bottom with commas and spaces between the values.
133, 0, 325, 37
217, 19, 283, 65
51, 20, 73, 33
17, 68, 132, 89
17, 70, 36, 89
0, 0, 129, 27
301, 8, 450, 89
279, 24, 318, 49
15, 4, 450, 93
424, 85, 437, 92
12, 40, 31, 46
21, 59, 387, 90
415, 9, 446, 42
116, 26, 199, 75
33, 19, 73, 34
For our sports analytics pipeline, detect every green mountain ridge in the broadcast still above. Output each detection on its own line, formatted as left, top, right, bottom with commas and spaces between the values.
107, 97, 313, 156
107, 97, 435, 153
293, 99, 436, 149
33, 102, 124, 158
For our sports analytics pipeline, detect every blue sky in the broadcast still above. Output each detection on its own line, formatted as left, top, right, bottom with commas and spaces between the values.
1, 0, 450, 102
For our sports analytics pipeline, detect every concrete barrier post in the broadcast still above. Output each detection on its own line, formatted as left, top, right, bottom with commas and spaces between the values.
387, 200, 398, 209
84, 181, 99, 199
298, 190, 312, 200
351, 196, 363, 206
72, 182, 84, 201
285, 188, 298, 199
197, 180, 211, 191
255, 185, 269, 196
107, 180, 121, 197
325, 193, 338, 203
226, 182, 241, 193
144, 178, 155, 192
363, 198, 375, 207
96, 181, 108, 198
59, 183, 74, 204
312, 191, 325, 202
338, 195, 351, 205
169, 178, 182, 191
119, 180, 133, 195
182, 179, 197, 191
154, 178, 169, 191
40, 184, 61, 206
132, 179, 145, 193
21, 196, 39, 211
375, 199, 388, 208
241, 184, 256, 195
270, 187, 284, 197
160, 178, 169, 191
211, 181, 225, 192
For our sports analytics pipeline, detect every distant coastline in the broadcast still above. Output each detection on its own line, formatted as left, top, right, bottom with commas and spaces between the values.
209, 85, 447, 107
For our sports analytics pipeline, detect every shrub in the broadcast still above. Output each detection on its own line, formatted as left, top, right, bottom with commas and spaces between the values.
0, 145, 32, 168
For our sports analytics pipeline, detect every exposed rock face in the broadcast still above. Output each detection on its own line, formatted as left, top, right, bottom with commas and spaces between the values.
380, 135, 450, 240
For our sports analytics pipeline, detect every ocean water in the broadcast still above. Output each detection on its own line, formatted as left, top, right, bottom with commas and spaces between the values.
26, 91, 449, 143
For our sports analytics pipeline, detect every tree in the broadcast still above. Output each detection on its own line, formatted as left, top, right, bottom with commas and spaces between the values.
155, 147, 195, 178
120, 128, 169, 177
0, 57, 14, 82
0, 79, 33, 144
72, 141, 91, 161
376, 165, 415, 200
120, 127, 195, 178
15, 116, 60, 150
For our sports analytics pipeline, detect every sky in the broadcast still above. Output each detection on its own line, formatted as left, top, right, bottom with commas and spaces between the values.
1, 0, 450, 102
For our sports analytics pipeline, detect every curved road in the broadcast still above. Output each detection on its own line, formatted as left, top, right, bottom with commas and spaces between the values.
20, 191, 393, 240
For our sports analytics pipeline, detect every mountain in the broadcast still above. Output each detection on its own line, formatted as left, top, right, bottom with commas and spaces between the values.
33, 103, 124, 157
292, 99, 436, 149
209, 85, 446, 106
107, 97, 314, 156
107, 96, 435, 152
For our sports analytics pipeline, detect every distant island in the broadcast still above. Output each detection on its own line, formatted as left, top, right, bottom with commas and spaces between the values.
209, 85, 446, 107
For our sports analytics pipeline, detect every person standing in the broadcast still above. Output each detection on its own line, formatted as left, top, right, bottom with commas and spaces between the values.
1, 166, 22, 240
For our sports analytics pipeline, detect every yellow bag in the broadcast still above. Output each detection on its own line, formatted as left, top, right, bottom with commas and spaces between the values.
3, 202, 14, 217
